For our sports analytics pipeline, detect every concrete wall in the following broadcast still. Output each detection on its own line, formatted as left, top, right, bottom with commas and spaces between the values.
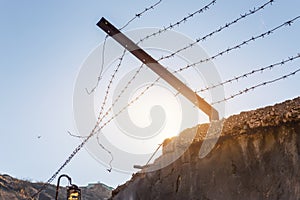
111, 97, 300, 200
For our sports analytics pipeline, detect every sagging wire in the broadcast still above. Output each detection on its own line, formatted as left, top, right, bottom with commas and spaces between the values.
85, 1, 218, 169
96, 131, 113, 172
66, 0, 164, 179
67, 131, 86, 139
32, 1, 291, 198
90, 14, 300, 172
35, 77, 162, 198
86, 0, 163, 95
91, 0, 218, 114
90, 0, 275, 132
85, 35, 108, 95
88, 0, 272, 128
196, 53, 300, 93
65, 1, 281, 178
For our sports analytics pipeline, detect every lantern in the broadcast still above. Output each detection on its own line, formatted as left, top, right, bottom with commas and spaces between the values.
55, 174, 81, 200
67, 184, 81, 200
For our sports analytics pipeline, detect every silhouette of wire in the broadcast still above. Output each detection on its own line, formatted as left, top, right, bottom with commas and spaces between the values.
48, 5, 290, 187
31, 2, 296, 198
86, 0, 162, 95
196, 53, 300, 93
120, 0, 163, 30
90, 0, 275, 129
211, 68, 300, 105
85, 35, 108, 94
158, 0, 274, 61
93, 16, 300, 137
96, 132, 113, 172
174, 16, 300, 73
67, 131, 86, 139
137, 0, 217, 44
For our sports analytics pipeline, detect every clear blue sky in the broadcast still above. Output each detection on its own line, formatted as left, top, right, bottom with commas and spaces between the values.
0, 0, 299, 188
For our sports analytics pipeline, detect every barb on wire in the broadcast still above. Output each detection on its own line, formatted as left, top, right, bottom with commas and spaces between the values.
174, 16, 300, 73
93, 0, 218, 118
91, 0, 269, 125
120, 0, 163, 30
86, 0, 162, 95
47, 4, 284, 188
31, 131, 94, 198
158, 0, 274, 61
138, 0, 217, 44
101, 64, 145, 117
94, 77, 161, 135
91, 0, 275, 126
88, 0, 275, 117
84, 0, 164, 164
31, 74, 160, 199
211, 68, 300, 105
96, 49, 127, 121
30, 1, 291, 198
196, 53, 300, 93
87, 0, 271, 105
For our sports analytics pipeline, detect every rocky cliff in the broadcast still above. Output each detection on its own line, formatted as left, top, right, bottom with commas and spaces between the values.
0, 174, 112, 200
111, 97, 300, 200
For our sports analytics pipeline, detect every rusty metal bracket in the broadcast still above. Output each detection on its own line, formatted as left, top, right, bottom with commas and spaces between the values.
97, 17, 219, 121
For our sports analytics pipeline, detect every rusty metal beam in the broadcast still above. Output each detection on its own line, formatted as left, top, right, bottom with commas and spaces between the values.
97, 17, 219, 121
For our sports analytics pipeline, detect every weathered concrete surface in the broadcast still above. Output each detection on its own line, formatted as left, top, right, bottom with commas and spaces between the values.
112, 97, 300, 200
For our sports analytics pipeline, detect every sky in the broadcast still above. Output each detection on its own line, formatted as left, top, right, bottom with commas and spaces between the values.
0, 0, 299, 189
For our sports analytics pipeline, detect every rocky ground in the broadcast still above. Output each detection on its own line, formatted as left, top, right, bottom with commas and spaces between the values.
111, 96, 300, 200
0, 174, 112, 200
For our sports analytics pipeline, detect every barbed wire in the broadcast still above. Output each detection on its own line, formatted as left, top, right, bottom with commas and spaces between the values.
88, 0, 219, 120
101, 0, 274, 109
196, 53, 300, 93
31, 1, 295, 198
68, 63, 145, 139
31, 65, 300, 198
94, 77, 161, 135
90, 0, 274, 126
31, 0, 163, 192
137, 0, 217, 44
88, 0, 219, 103
64, 0, 282, 181
30, 130, 95, 198
96, 49, 127, 120
120, 0, 163, 30
68, 1, 164, 178
86, 0, 163, 95
158, 0, 274, 61
86, 0, 273, 122
67, 65, 146, 173
86, 0, 220, 97
88, 15, 300, 170
31, 66, 155, 199
86, 0, 275, 115
174, 16, 300, 73
211, 67, 300, 105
